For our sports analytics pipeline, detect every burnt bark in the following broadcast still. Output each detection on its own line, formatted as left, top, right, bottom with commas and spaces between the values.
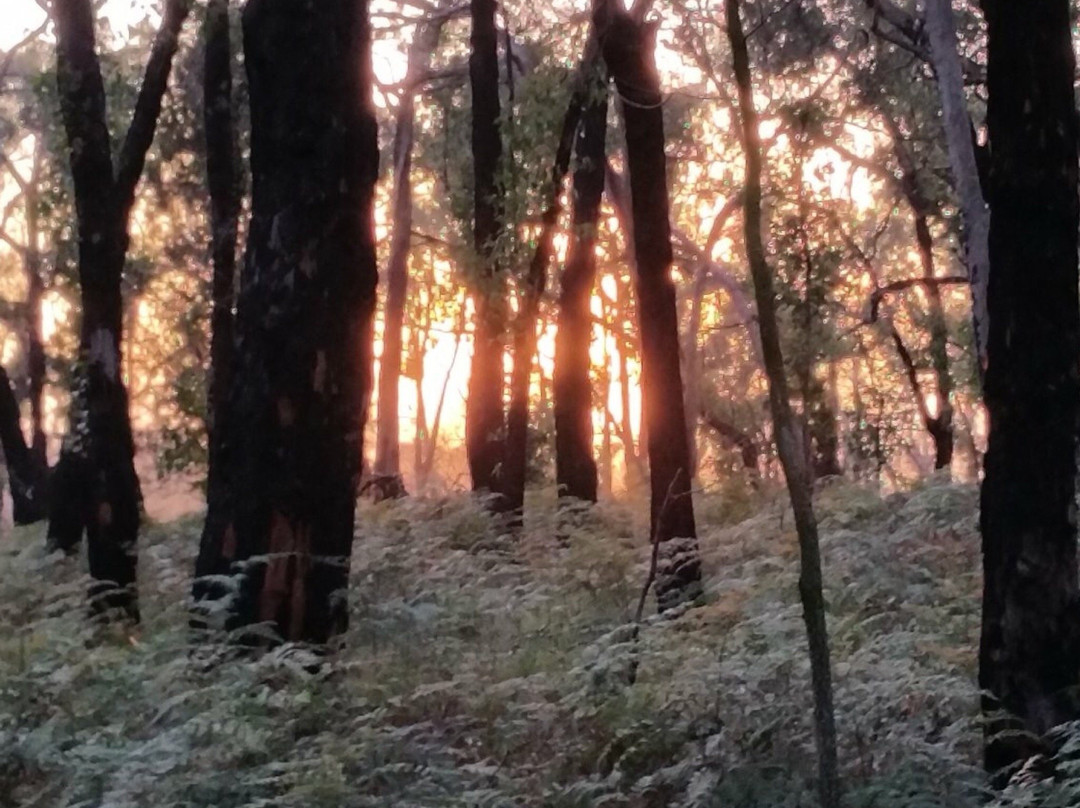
373, 20, 446, 492
465, 0, 508, 506
554, 72, 607, 504
48, 0, 191, 620
979, 0, 1080, 777
193, 0, 242, 621
503, 48, 597, 519
194, 0, 378, 645
0, 366, 47, 524
727, 0, 840, 804
598, 2, 701, 610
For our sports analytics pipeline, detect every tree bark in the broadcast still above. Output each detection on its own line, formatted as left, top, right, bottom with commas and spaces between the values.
726, 1, 840, 804
193, 0, 242, 623
924, 0, 990, 380
48, 0, 191, 620
0, 366, 46, 524
553, 54, 607, 505
465, 0, 508, 507
195, 0, 379, 644
373, 19, 446, 494
504, 44, 600, 519
979, 0, 1080, 777
598, 1, 701, 611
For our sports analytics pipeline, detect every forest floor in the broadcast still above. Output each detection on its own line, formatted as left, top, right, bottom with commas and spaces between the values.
0, 477, 993, 807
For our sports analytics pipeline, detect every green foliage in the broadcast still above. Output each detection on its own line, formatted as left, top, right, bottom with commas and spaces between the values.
0, 480, 987, 806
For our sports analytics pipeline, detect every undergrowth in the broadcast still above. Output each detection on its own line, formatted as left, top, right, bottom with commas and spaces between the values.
0, 478, 990, 806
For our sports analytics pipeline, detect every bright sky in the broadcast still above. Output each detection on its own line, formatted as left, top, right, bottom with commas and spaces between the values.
2, 0, 163, 50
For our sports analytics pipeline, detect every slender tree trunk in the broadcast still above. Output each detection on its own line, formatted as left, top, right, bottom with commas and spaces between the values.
553, 59, 607, 504
48, 0, 191, 620
0, 366, 46, 524
465, 0, 508, 507
193, 0, 242, 624
726, 1, 840, 804
198, 0, 378, 644
373, 21, 444, 495
504, 46, 599, 519
599, 1, 701, 611
979, 0, 1080, 777
914, 215, 954, 470
924, 0, 990, 379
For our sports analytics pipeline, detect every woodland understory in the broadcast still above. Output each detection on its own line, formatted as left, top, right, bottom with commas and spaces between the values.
0, 477, 1037, 808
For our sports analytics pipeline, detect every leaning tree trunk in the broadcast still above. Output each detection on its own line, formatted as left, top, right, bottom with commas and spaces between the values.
372, 20, 444, 498
195, 0, 378, 645
979, 0, 1080, 778
727, 0, 840, 805
48, 0, 191, 621
465, 0, 508, 507
192, 0, 242, 623
599, 2, 702, 610
554, 65, 607, 504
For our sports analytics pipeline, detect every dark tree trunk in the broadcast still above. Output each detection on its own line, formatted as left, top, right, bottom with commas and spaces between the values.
196, 0, 378, 645
598, 2, 702, 611
0, 366, 47, 524
373, 21, 445, 496
979, 0, 1080, 777
193, 0, 242, 623
889, 125, 955, 470
506, 44, 603, 517
48, 0, 190, 620
554, 62, 607, 505
465, 0, 508, 506
727, 0, 840, 804
914, 215, 954, 471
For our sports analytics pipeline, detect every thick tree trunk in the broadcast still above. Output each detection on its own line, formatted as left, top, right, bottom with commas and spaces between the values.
465, 0, 508, 506
553, 58, 607, 505
924, 0, 990, 379
193, 0, 242, 623
726, 1, 840, 804
599, 2, 701, 611
979, 0, 1080, 777
373, 21, 444, 495
49, 0, 190, 620
0, 366, 46, 523
195, 0, 378, 645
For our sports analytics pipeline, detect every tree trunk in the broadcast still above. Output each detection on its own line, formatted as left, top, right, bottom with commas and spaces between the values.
465, 0, 508, 507
726, 1, 840, 804
599, 2, 701, 611
924, 0, 990, 379
914, 215, 954, 470
0, 366, 47, 524
553, 58, 607, 505
48, 0, 191, 620
193, 0, 242, 624
373, 21, 444, 494
979, 0, 1080, 777
196, 0, 378, 644
504, 45, 599, 519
